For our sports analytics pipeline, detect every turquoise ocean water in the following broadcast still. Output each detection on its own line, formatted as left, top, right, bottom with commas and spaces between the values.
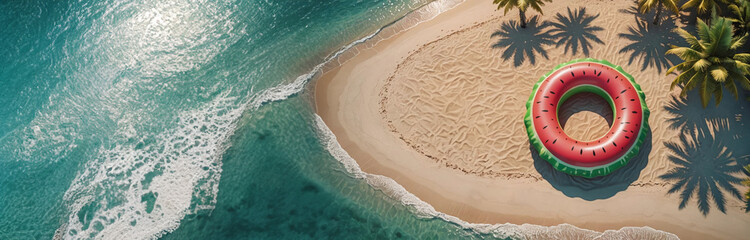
0, 0, 676, 239
0, 0, 490, 239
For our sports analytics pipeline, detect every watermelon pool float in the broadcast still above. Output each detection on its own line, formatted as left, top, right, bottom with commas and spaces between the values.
524, 58, 650, 178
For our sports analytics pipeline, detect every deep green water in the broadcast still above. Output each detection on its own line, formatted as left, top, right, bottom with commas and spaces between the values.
0, 0, 497, 239
0, 0, 686, 239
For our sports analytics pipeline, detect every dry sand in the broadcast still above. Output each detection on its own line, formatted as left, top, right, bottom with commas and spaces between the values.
315, 0, 750, 239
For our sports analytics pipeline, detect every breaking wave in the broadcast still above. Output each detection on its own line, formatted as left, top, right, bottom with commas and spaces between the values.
308, 0, 680, 239
313, 115, 678, 240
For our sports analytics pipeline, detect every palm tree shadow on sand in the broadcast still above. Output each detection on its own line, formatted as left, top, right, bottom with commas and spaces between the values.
617, 11, 680, 73
491, 16, 554, 67
662, 90, 750, 214
548, 7, 604, 56
660, 129, 745, 216
532, 96, 650, 201
664, 91, 750, 158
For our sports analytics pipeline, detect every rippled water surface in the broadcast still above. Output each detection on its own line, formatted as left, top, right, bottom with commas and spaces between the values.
0, 0, 499, 239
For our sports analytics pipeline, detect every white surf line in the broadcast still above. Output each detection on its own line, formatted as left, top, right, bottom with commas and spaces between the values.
313, 115, 679, 240
52, 0, 540, 239
307, 0, 678, 238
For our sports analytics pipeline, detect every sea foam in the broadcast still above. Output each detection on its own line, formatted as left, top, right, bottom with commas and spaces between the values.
60, 92, 240, 239
55, 4, 398, 235
313, 115, 678, 240
54, 0, 679, 239
310, 0, 680, 238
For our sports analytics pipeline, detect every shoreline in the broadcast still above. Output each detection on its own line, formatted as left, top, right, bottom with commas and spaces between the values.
314, 0, 750, 239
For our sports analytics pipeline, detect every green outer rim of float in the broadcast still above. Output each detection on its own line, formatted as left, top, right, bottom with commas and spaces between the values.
523, 58, 651, 178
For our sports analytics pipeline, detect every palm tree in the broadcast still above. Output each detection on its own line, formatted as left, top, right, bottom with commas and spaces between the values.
639, 0, 681, 25
682, 0, 734, 13
728, 0, 750, 34
682, 0, 735, 22
666, 17, 750, 108
493, 0, 552, 28
660, 131, 744, 215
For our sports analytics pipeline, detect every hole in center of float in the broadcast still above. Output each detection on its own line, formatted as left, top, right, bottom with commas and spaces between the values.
557, 92, 614, 142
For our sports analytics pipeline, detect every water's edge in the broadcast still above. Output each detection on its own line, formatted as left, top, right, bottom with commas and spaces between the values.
305, 0, 680, 239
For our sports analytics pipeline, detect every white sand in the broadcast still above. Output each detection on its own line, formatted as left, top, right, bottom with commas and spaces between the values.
315, 0, 750, 239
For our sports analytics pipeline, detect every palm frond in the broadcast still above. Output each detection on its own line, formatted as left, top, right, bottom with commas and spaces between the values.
667, 16, 750, 107
675, 28, 705, 49
709, 65, 729, 82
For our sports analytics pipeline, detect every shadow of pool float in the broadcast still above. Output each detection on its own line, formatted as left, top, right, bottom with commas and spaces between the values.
531, 128, 651, 201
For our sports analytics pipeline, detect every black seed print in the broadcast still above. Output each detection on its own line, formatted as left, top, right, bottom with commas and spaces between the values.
602, 147, 606, 153
621, 89, 627, 94
560, 79, 564, 84
571, 72, 575, 77
543, 125, 548, 129
613, 142, 617, 147
542, 110, 549, 112
553, 139, 557, 144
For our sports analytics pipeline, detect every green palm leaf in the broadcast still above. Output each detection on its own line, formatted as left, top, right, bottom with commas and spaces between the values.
666, 16, 750, 108
728, 0, 750, 34
638, 0, 681, 25
493, 0, 552, 27
682, 0, 733, 13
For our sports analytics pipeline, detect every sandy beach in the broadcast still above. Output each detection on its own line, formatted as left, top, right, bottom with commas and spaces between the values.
315, 0, 750, 239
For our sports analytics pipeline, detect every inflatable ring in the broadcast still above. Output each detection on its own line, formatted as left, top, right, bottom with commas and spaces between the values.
524, 59, 650, 178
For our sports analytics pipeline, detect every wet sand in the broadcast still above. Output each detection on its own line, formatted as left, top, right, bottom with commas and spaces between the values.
315, 0, 750, 239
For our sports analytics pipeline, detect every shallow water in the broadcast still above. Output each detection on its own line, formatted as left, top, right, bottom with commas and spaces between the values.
0, 0, 499, 239
0, 0, 686, 239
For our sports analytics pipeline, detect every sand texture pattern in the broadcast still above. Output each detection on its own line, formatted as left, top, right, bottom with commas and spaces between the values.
379, 1, 748, 186
316, 0, 750, 238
